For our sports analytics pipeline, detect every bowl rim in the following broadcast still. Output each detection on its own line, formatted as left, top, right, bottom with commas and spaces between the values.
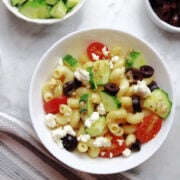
144, 0, 180, 33
2, 0, 86, 24
29, 27, 175, 174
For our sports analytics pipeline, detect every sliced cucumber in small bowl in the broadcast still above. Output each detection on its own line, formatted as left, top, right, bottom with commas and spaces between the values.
2, 0, 86, 24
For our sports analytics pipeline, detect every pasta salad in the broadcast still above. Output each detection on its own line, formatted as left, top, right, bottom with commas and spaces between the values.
42, 41, 172, 158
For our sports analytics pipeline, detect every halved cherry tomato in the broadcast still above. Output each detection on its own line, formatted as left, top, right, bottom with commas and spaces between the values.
87, 42, 110, 61
136, 114, 162, 143
99, 135, 126, 158
44, 96, 68, 114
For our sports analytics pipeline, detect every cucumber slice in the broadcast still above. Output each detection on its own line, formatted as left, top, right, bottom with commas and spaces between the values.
86, 67, 97, 90
85, 116, 106, 137
18, 0, 27, 5
125, 51, 146, 69
100, 91, 121, 112
11, 0, 20, 6
79, 93, 94, 117
19, 1, 51, 19
46, 0, 57, 5
143, 89, 172, 119
50, 0, 67, 18
92, 60, 110, 85
66, 0, 79, 8
63, 54, 79, 70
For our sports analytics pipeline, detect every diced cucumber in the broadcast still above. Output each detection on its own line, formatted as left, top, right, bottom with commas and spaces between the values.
18, 0, 28, 5
143, 89, 172, 119
63, 54, 79, 70
46, 0, 57, 5
79, 93, 94, 117
85, 116, 106, 137
11, 0, 20, 6
125, 51, 146, 69
100, 91, 121, 112
50, 0, 67, 18
11, 0, 28, 6
92, 60, 110, 85
66, 0, 79, 8
86, 67, 97, 90
19, 1, 51, 19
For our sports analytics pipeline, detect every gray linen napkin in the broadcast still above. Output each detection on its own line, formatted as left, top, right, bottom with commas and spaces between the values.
0, 112, 141, 180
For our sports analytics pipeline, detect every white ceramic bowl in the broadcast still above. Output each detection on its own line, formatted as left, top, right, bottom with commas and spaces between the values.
2, 0, 86, 24
144, 0, 180, 33
29, 28, 175, 174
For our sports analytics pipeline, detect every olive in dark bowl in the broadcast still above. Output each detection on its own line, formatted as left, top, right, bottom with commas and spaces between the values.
145, 0, 180, 32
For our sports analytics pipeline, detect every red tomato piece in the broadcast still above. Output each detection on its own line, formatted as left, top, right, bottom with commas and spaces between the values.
87, 42, 109, 61
136, 114, 162, 143
44, 96, 68, 114
99, 135, 126, 158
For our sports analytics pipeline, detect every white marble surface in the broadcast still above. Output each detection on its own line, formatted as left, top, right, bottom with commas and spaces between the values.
0, 0, 180, 179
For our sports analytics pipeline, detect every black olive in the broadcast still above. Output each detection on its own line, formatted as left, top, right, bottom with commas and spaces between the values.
63, 81, 76, 96
132, 96, 142, 113
140, 65, 154, 78
104, 83, 119, 95
130, 139, 141, 152
169, 13, 179, 26
61, 134, 78, 151
125, 68, 143, 84
74, 78, 82, 88
148, 81, 159, 91
150, 0, 164, 7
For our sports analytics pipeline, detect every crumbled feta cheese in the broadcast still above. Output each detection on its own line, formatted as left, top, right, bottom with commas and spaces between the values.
122, 148, 132, 157
92, 53, 99, 61
63, 125, 76, 136
133, 80, 152, 98
102, 46, 109, 57
111, 56, 120, 63
84, 112, 100, 128
51, 125, 76, 143
100, 151, 106, 156
56, 140, 63, 149
77, 134, 91, 143
52, 127, 66, 142
117, 139, 124, 146
74, 68, 90, 85
93, 137, 111, 147
109, 152, 113, 158
97, 103, 106, 115
44, 113, 56, 128
109, 56, 121, 69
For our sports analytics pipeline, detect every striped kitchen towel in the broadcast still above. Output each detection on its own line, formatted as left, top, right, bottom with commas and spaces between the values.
0, 112, 140, 180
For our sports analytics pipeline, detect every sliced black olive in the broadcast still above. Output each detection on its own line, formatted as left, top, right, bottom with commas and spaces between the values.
74, 78, 82, 88
130, 139, 141, 152
132, 95, 142, 113
63, 81, 77, 96
148, 81, 159, 92
125, 68, 143, 84
61, 134, 78, 151
140, 65, 154, 78
63, 78, 82, 96
169, 13, 179, 26
104, 83, 119, 95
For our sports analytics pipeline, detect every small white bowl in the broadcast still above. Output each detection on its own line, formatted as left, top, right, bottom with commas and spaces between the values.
2, 0, 86, 24
29, 28, 175, 174
144, 0, 180, 33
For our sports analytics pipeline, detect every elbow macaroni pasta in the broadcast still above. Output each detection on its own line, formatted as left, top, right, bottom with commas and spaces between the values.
41, 42, 170, 159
